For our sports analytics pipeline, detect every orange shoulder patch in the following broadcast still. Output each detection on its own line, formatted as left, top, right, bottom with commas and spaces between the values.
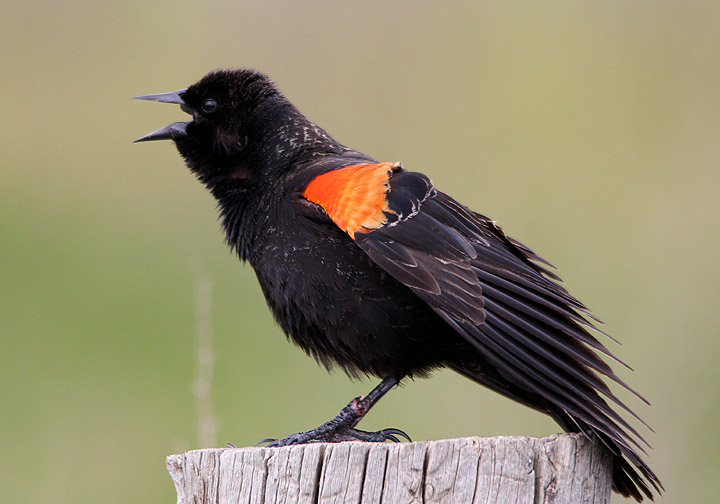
303, 162, 400, 239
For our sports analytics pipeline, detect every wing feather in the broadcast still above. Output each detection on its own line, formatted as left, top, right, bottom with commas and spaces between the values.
299, 164, 659, 499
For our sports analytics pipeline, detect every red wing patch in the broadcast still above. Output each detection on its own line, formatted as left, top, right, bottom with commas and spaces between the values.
303, 162, 401, 239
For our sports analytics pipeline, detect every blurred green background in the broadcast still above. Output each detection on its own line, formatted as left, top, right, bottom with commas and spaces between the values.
2, 1, 718, 502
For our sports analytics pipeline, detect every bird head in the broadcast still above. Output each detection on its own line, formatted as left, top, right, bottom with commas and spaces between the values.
134, 68, 312, 188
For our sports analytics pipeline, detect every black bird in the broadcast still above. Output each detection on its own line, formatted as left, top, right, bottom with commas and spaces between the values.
135, 68, 661, 500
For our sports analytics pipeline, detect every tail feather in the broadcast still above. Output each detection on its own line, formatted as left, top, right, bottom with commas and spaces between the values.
548, 407, 663, 501
451, 361, 663, 502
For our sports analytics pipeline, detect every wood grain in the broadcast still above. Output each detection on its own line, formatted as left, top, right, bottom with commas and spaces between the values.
167, 434, 611, 504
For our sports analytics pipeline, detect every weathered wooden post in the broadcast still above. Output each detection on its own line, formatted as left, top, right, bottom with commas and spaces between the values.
167, 433, 611, 504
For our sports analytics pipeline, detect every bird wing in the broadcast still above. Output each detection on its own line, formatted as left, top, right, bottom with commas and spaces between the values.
302, 162, 486, 325
301, 162, 655, 490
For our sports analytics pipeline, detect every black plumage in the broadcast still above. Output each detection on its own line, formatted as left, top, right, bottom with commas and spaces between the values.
135, 68, 661, 500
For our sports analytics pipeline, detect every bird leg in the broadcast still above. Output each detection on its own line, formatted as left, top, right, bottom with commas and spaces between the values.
258, 376, 410, 447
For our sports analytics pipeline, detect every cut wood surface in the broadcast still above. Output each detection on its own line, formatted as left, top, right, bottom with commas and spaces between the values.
167, 433, 611, 504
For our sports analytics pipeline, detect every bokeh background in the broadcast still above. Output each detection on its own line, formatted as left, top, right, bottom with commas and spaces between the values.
2, 1, 718, 502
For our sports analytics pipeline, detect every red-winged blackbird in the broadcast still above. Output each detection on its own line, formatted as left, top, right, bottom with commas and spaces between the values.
135, 68, 661, 501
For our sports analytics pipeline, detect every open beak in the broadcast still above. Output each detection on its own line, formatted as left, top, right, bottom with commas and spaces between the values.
133, 89, 190, 142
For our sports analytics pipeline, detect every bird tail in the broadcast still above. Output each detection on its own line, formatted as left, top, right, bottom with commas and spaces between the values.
450, 363, 663, 501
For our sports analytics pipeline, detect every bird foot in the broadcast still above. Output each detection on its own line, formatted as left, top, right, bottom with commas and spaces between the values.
256, 395, 411, 447
259, 426, 410, 447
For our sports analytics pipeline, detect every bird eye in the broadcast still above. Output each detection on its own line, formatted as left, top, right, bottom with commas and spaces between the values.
201, 98, 218, 114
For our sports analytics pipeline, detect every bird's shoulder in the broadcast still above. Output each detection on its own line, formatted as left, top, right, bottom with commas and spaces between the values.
297, 161, 430, 237
291, 159, 503, 256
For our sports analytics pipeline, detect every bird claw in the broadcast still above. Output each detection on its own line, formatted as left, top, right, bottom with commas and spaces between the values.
379, 427, 412, 442
253, 378, 411, 448
258, 432, 313, 447
345, 427, 412, 443
257, 426, 410, 447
